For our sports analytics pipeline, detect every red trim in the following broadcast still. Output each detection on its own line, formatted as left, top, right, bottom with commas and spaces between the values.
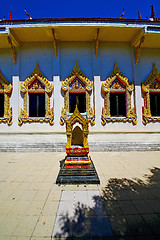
65, 159, 90, 162
65, 165, 91, 167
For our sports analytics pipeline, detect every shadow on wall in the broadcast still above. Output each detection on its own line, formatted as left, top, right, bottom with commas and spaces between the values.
53, 167, 160, 239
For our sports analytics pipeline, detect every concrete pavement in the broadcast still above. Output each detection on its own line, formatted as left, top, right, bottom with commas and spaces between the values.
0, 152, 160, 239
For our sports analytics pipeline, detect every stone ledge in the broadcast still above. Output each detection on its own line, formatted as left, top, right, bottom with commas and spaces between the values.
0, 142, 159, 152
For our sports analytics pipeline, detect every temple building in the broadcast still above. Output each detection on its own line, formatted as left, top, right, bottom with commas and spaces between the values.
0, 13, 160, 151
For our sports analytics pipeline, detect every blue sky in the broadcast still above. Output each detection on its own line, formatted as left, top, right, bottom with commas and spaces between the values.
1, 0, 160, 20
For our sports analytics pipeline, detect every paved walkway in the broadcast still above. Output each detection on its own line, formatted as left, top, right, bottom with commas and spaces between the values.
52, 190, 113, 238
0, 152, 160, 239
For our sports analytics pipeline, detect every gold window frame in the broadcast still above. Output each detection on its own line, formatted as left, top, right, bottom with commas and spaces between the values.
18, 63, 53, 126
101, 62, 137, 125
60, 60, 95, 126
0, 71, 12, 125
142, 64, 160, 125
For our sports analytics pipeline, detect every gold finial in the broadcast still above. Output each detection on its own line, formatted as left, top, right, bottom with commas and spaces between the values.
73, 60, 80, 73
33, 62, 40, 74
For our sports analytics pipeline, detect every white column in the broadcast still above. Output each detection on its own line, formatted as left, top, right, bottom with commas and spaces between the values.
11, 76, 20, 129
94, 76, 103, 129
131, 91, 134, 108
49, 81, 54, 109
90, 85, 94, 109
135, 85, 143, 128
53, 76, 65, 130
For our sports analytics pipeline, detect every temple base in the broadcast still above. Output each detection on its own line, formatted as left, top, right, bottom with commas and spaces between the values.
56, 158, 100, 185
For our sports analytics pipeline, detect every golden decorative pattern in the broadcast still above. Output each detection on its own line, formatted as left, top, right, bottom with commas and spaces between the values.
101, 62, 137, 125
28, 79, 45, 91
150, 80, 160, 89
142, 63, 160, 125
0, 82, 4, 91
0, 71, 12, 125
66, 105, 89, 150
69, 78, 85, 92
60, 61, 95, 125
111, 79, 125, 90
65, 106, 91, 165
18, 63, 54, 126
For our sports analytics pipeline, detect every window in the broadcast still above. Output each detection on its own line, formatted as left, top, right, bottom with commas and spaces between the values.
150, 93, 160, 116
101, 62, 136, 125
29, 93, 45, 117
110, 93, 126, 117
60, 61, 94, 126
69, 93, 86, 113
19, 63, 53, 126
0, 94, 4, 117
141, 64, 160, 125
0, 72, 12, 125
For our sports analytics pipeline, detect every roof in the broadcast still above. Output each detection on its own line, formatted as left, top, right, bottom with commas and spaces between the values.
1, 17, 160, 49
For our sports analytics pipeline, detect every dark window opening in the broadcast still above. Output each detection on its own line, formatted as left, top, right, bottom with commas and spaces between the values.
150, 93, 160, 116
0, 94, 4, 117
110, 93, 126, 117
69, 93, 86, 113
29, 93, 45, 117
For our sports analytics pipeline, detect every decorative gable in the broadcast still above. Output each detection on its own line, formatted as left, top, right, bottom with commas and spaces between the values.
69, 77, 85, 92
149, 79, 160, 90
142, 64, 160, 91
110, 78, 126, 91
141, 64, 160, 125
61, 60, 93, 93
102, 62, 134, 93
20, 62, 53, 94
28, 79, 45, 92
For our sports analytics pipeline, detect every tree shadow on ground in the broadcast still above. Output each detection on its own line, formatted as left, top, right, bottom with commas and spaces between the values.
53, 167, 160, 240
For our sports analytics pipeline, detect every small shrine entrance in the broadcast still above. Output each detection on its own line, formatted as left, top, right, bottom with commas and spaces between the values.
65, 106, 90, 166
72, 125, 83, 147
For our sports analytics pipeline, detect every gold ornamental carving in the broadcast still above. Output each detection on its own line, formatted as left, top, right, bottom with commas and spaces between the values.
65, 105, 90, 165
142, 63, 160, 125
60, 61, 95, 126
18, 63, 54, 126
0, 71, 12, 125
101, 62, 137, 125
66, 105, 89, 149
